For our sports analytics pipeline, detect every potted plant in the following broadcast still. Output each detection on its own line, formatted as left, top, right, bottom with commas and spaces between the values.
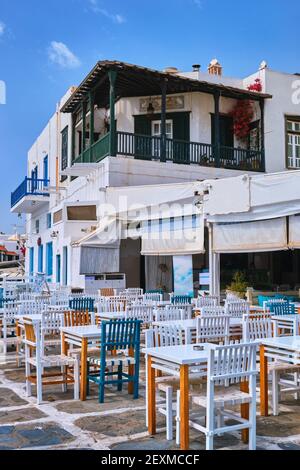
226, 271, 248, 299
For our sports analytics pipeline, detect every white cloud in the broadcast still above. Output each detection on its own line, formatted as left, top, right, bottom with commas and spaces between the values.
88, 1, 126, 24
48, 41, 81, 69
0, 22, 6, 37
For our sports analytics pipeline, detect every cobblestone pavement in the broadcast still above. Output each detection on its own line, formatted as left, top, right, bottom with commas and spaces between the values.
1, 350, 300, 450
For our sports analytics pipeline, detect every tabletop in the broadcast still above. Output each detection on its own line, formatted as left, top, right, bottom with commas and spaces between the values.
259, 335, 300, 350
95, 311, 126, 320
271, 314, 300, 321
60, 325, 101, 338
142, 344, 209, 365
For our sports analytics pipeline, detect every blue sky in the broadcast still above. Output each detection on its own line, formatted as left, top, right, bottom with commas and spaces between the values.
0, 0, 299, 232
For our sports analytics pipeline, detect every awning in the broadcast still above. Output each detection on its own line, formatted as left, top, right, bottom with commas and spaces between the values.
212, 217, 288, 253
289, 215, 300, 249
72, 218, 120, 247
80, 246, 119, 274
141, 215, 204, 256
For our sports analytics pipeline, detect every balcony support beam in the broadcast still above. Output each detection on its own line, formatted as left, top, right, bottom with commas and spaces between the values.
81, 100, 87, 154
260, 99, 266, 172
71, 113, 76, 164
89, 91, 95, 162
160, 79, 168, 162
108, 69, 117, 156
213, 91, 221, 167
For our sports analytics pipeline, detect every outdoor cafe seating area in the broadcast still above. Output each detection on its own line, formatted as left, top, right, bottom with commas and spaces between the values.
1, 280, 300, 450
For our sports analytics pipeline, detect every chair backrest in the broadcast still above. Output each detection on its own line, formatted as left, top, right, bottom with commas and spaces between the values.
201, 306, 226, 317
41, 311, 63, 336
0, 297, 17, 308
171, 294, 192, 305
242, 314, 273, 342
196, 315, 230, 344
125, 305, 153, 324
155, 307, 184, 322
97, 297, 126, 313
153, 324, 187, 346
64, 310, 95, 327
143, 292, 163, 303
3, 301, 19, 321
166, 304, 192, 319
225, 300, 250, 317
99, 288, 116, 297
207, 342, 257, 385
195, 296, 218, 308
266, 300, 295, 316
100, 319, 142, 356
69, 297, 95, 312
124, 288, 144, 296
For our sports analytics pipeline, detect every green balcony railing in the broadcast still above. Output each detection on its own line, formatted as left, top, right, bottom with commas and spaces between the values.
74, 132, 110, 164
73, 130, 264, 172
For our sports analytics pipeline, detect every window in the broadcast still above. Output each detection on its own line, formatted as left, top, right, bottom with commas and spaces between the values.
63, 246, 68, 285
47, 213, 52, 229
287, 118, 300, 168
56, 254, 61, 283
61, 126, 68, 182
67, 205, 97, 221
151, 120, 173, 158
53, 209, 63, 224
35, 219, 40, 234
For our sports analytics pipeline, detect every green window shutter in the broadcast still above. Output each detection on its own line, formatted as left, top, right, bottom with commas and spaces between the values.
171, 112, 190, 141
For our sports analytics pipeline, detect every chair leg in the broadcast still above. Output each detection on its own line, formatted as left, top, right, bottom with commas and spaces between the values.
272, 370, 279, 416
36, 363, 43, 405
25, 347, 32, 397
117, 364, 123, 392
74, 359, 80, 400
86, 362, 90, 397
133, 363, 140, 400
99, 367, 105, 404
206, 435, 214, 451
176, 390, 180, 446
166, 386, 173, 441
61, 366, 67, 393
249, 400, 256, 450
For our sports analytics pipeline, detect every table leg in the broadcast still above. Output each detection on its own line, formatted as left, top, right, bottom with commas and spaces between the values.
180, 364, 189, 451
240, 381, 249, 444
80, 338, 88, 401
61, 332, 68, 356
260, 345, 269, 417
147, 355, 156, 435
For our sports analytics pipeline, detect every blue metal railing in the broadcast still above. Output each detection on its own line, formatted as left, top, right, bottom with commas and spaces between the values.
11, 177, 50, 208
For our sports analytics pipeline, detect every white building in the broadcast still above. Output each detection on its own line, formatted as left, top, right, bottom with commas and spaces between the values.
10, 59, 300, 292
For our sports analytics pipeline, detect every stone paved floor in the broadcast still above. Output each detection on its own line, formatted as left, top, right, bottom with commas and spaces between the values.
1, 350, 300, 450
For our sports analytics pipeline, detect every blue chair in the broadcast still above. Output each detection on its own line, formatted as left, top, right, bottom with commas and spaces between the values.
0, 297, 16, 309
69, 297, 95, 312
266, 301, 295, 316
146, 289, 164, 296
171, 295, 192, 305
87, 319, 142, 403
258, 295, 275, 308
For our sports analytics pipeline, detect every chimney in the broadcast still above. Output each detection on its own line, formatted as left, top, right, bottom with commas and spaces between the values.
192, 64, 201, 72
208, 59, 222, 76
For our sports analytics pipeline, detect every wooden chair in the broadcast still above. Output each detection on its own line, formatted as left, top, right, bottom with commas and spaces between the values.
23, 317, 79, 404
201, 306, 226, 317
87, 319, 142, 403
125, 305, 153, 325
196, 315, 230, 345
170, 294, 192, 305
155, 307, 184, 322
143, 293, 163, 303
186, 342, 258, 450
194, 296, 218, 308
0, 301, 19, 354
69, 297, 95, 312
64, 310, 95, 327
99, 288, 115, 297
225, 300, 250, 318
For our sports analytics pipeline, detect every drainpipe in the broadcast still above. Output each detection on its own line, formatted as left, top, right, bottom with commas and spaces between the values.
208, 223, 214, 295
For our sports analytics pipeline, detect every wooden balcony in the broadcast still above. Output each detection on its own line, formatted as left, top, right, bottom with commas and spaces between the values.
73, 131, 265, 172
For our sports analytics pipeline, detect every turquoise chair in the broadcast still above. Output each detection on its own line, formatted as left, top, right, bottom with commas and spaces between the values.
69, 297, 94, 312
171, 295, 192, 305
266, 301, 295, 316
87, 319, 142, 403
146, 289, 164, 296
258, 295, 275, 308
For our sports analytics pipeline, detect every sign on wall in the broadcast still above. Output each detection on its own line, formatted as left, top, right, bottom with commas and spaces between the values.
173, 255, 194, 297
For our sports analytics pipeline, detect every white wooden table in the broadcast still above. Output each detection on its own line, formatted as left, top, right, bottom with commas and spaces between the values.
143, 344, 208, 450
60, 325, 101, 400
143, 343, 251, 450
259, 336, 300, 417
